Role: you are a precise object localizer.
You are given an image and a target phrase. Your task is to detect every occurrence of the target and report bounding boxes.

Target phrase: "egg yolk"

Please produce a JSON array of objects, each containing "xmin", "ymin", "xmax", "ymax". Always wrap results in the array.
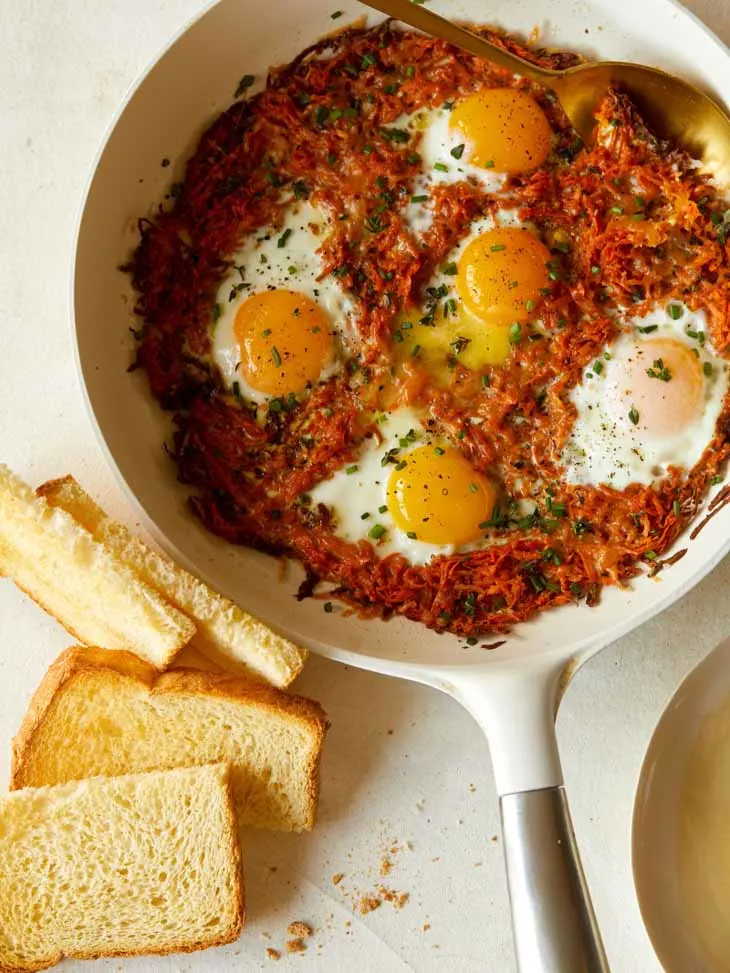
[
  {"xmin": 234, "ymin": 290, "xmax": 332, "ymax": 396},
  {"xmin": 613, "ymin": 338, "xmax": 705, "ymax": 438},
  {"xmin": 456, "ymin": 227, "xmax": 550, "ymax": 325},
  {"xmin": 449, "ymin": 89, "xmax": 552, "ymax": 174},
  {"xmin": 387, "ymin": 445, "xmax": 496, "ymax": 546}
]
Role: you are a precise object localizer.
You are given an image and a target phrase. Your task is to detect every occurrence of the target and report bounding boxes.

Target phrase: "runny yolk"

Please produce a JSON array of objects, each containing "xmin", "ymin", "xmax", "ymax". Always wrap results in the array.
[
  {"xmin": 386, "ymin": 445, "xmax": 496, "ymax": 546},
  {"xmin": 612, "ymin": 338, "xmax": 705, "ymax": 438},
  {"xmin": 449, "ymin": 88, "xmax": 552, "ymax": 175},
  {"xmin": 456, "ymin": 227, "xmax": 551, "ymax": 326},
  {"xmin": 234, "ymin": 290, "xmax": 332, "ymax": 396}
]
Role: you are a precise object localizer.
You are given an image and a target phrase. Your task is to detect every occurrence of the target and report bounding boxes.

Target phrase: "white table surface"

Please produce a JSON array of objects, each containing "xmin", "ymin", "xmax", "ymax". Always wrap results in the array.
[{"xmin": 2, "ymin": 2, "xmax": 730, "ymax": 970}]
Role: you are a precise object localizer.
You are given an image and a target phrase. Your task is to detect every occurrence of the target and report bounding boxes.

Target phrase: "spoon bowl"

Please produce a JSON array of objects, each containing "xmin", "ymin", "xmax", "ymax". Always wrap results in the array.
[{"xmin": 363, "ymin": 0, "xmax": 730, "ymax": 185}]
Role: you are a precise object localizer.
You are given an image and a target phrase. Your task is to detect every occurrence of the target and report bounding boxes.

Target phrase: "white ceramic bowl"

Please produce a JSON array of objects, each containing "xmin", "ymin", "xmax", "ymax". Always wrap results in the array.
[{"xmin": 634, "ymin": 636, "xmax": 730, "ymax": 973}]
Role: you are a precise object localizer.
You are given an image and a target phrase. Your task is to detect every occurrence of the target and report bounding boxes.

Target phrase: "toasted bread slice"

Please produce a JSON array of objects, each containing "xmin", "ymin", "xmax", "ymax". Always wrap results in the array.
[
  {"xmin": 0, "ymin": 764, "xmax": 244, "ymax": 972},
  {"xmin": 38, "ymin": 475, "xmax": 307, "ymax": 688},
  {"xmin": 12, "ymin": 645, "xmax": 329, "ymax": 831},
  {"xmin": 0, "ymin": 466, "xmax": 194, "ymax": 668}
]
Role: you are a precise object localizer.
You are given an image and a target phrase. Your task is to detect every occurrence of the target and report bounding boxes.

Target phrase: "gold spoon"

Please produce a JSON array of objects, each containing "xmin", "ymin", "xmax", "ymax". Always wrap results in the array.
[{"xmin": 361, "ymin": 0, "xmax": 730, "ymax": 185}]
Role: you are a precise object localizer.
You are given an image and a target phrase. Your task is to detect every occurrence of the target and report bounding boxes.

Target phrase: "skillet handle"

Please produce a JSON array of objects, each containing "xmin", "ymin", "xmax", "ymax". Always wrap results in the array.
[{"xmin": 500, "ymin": 786, "xmax": 609, "ymax": 973}]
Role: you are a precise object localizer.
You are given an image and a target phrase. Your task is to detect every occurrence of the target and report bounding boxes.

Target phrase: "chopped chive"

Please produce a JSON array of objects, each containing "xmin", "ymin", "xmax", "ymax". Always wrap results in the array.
[
  {"xmin": 592, "ymin": 360, "xmax": 603, "ymax": 374},
  {"xmin": 393, "ymin": 329, "xmax": 403, "ymax": 343},
  {"xmin": 232, "ymin": 381, "xmax": 241, "ymax": 398},
  {"xmin": 381, "ymin": 127, "xmax": 409, "ymax": 143},
  {"xmin": 644, "ymin": 550, "xmax": 658, "ymax": 561},
  {"xmin": 490, "ymin": 243, "xmax": 506, "ymax": 252},
  {"xmin": 711, "ymin": 475, "xmax": 723, "ymax": 485},
  {"xmin": 261, "ymin": 328, "xmax": 272, "ymax": 337},
  {"xmin": 481, "ymin": 374, "xmax": 490, "ymax": 388},
  {"xmin": 211, "ymin": 303, "xmax": 222, "ymax": 322},
  {"xmin": 509, "ymin": 322, "xmax": 522, "ymax": 344},
  {"xmin": 469, "ymin": 482, "xmax": 478, "ymax": 493},
  {"xmin": 442, "ymin": 261, "xmax": 458, "ymax": 275},
  {"xmin": 450, "ymin": 143, "xmax": 465, "ymax": 159},
  {"xmin": 629, "ymin": 406, "xmax": 639, "ymax": 425},
  {"xmin": 363, "ymin": 144, "xmax": 374, "ymax": 155},
  {"xmin": 331, "ymin": 9, "xmax": 343, "ymax": 17},
  {"xmin": 395, "ymin": 460, "xmax": 407, "ymax": 471},
  {"xmin": 288, "ymin": 265, "xmax": 297, "ymax": 275},
  {"xmin": 434, "ymin": 446, "xmax": 445, "ymax": 456},
  {"xmin": 411, "ymin": 344, "xmax": 421, "ymax": 357},
  {"xmin": 361, "ymin": 52, "xmax": 376, "ymax": 68},
  {"xmin": 407, "ymin": 152, "xmax": 421, "ymax": 164},
  {"xmin": 404, "ymin": 65, "xmax": 415, "ymax": 78},
  {"xmin": 638, "ymin": 325, "xmax": 658, "ymax": 334},
  {"xmin": 609, "ymin": 205, "xmax": 624, "ymax": 215},
  {"xmin": 667, "ymin": 303, "xmax": 683, "ymax": 320},
  {"xmin": 234, "ymin": 74, "xmax": 255, "ymax": 98},
  {"xmin": 378, "ymin": 504, "xmax": 388, "ymax": 513},
  {"xmin": 411, "ymin": 194, "xmax": 429, "ymax": 203},
  {"xmin": 406, "ymin": 531, "xmax": 418, "ymax": 539},
  {"xmin": 704, "ymin": 361, "xmax": 713, "ymax": 377},
  {"xmin": 673, "ymin": 499, "xmax": 681, "ymax": 516},
  {"xmin": 361, "ymin": 512, "xmax": 371, "ymax": 520},
  {"xmin": 525, "ymin": 299, "xmax": 536, "ymax": 312},
  {"xmin": 369, "ymin": 523, "xmax": 386, "ymax": 540},
  {"xmin": 324, "ymin": 601, "xmax": 334, "ymax": 612},
  {"xmin": 484, "ymin": 159, "xmax": 495, "ymax": 168},
  {"xmin": 591, "ymin": 265, "xmax": 601, "ymax": 275},
  {"xmin": 271, "ymin": 346, "xmax": 282, "ymax": 368},
  {"xmin": 345, "ymin": 464, "xmax": 359, "ymax": 475},
  {"xmin": 434, "ymin": 162, "xmax": 449, "ymax": 172},
  {"xmin": 384, "ymin": 82, "xmax": 400, "ymax": 94}
]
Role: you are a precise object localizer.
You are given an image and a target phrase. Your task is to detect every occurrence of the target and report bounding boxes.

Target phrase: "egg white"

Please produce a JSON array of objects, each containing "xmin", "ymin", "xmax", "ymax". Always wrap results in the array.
[
  {"xmin": 561, "ymin": 302, "xmax": 729, "ymax": 489},
  {"xmin": 211, "ymin": 201, "xmax": 357, "ymax": 403},
  {"xmin": 386, "ymin": 107, "xmax": 507, "ymax": 235},
  {"xmin": 309, "ymin": 407, "xmax": 477, "ymax": 565}
]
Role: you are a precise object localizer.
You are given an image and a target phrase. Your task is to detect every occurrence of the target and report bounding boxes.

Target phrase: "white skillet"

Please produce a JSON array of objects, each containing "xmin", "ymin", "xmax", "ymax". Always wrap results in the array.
[{"xmin": 73, "ymin": 1, "xmax": 730, "ymax": 968}]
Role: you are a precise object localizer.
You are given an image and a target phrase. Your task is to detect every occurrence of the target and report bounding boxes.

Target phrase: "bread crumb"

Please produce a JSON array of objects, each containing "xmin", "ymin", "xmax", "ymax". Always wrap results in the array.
[
  {"xmin": 287, "ymin": 921, "xmax": 313, "ymax": 939},
  {"xmin": 423, "ymin": 922, "xmax": 431, "ymax": 932},
  {"xmin": 266, "ymin": 948, "xmax": 281, "ymax": 961},
  {"xmin": 491, "ymin": 834, "xmax": 499, "ymax": 843},
  {"xmin": 332, "ymin": 872, "xmax": 344, "ymax": 885},
  {"xmin": 379, "ymin": 856, "xmax": 393, "ymax": 876},
  {"xmin": 358, "ymin": 895, "xmax": 382, "ymax": 915},
  {"xmin": 377, "ymin": 885, "xmax": 409, "ymax": 909},
  {"xmin": 287, "ymin": 939, "xmax": 307, "ymax": 954}
]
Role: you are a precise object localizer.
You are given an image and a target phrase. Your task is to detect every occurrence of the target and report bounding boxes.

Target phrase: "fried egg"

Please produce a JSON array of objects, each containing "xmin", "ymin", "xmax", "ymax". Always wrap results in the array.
[
  {"xmin": 309, "ymin": 408, "xmax": 497, "ymax": 564},
  {"xmin": 391, "ymin": 88, "xmax": 553, "ymax": 234},
  {"xmin": 561, "ymin": 302, "xmax": 729, "ymax": 488},
  {"xmin": 211, "ymin": 202, "xmax": 356, "ymax": 403},
  {"xmin": 396, "ymin": 211, "xmax": 550, "ymax": 375}
]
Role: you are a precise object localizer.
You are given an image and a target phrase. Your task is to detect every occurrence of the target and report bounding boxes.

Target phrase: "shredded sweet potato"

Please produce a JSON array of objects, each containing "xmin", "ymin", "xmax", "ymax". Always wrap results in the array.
[{"xmin": 127, "ymin": 22, "xmax": 730, "ymax": 639}]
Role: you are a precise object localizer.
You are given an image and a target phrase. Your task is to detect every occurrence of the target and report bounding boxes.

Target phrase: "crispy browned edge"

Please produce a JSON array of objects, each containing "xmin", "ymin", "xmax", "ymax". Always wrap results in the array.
[
  {"xmin": 10, "ymin": 645, "xmax": 330, "ymax": 830},
  {"xmin": 36, "ymin": 476, "xmax": 307, "ymax": 686},
  {"xmin": 0, "ymin": 764, "xmax": 245, "ymax": 972}
]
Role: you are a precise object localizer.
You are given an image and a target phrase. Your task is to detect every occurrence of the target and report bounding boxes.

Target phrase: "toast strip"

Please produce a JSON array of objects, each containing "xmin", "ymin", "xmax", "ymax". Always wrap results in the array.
[
  {"xmin": 0, "ymin": 466, "xmax": 194, "ymax": 668},
  {"xmin": 0, "ymin": 764, "xmax": 244, "ymax": 972},
  {"xmin": 38, "ymin": 475, "xmax": 307, "ymax": 687},
  {"xmin": 12, "ymin": 645, "xmax": 329, "ymax": 832}
]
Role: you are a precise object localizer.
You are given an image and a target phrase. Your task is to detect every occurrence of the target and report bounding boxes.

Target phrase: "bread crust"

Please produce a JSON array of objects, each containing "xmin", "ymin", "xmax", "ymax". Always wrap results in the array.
[
  {"xmin": 0, "ymin": 764, "xmax": 245, "ymax": 972},
  {"xmin": 11, "ymin": 646, "xmax": 330, "ymax": 830}
]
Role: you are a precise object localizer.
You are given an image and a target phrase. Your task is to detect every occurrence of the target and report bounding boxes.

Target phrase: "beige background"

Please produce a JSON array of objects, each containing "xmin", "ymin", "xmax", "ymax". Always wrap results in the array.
[{"xmin": 2, "ymin": 1, "xmax": 730, "ymax": 970}]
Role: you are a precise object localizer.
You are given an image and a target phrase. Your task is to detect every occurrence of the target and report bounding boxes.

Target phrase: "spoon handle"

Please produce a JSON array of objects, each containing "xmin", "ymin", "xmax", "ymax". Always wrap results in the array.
[{"xmin": 360, "ymin": 0, "xmax": 560, "ymax": 81}]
